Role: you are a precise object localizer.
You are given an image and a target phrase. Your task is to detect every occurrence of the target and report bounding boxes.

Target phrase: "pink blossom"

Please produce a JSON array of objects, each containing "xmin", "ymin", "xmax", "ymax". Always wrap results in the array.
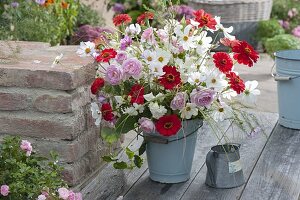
[
  {"xmin": 105, "ymin": 64, "xmax": 124, "ymax": 85},
  {"xmin": 278, "ymin": 20, "xmax": 290, "ymax": 29},
  {"xmin": 0, "ymin": 185, "xmax": 9, "ymax": 196},
  {"xmin": 220, "ymin": 38, "xmax": 240, "ymax": 48},
  {"xmin": 37, "ymin": 194, "xmax": 47, "ymax": 200},
  {"xmin": 116, "ymin": 51, "xmax": 127, "ymax": 64},
  {"xmin": 20, "ymin": 140, "xmax": 32, "ymax": 156},
  {"xmin": 141, "ymin": 27, "xmax": 156, "ymax": 45},
  {"xmin": 122, "ymin": 58, "xmax": 142, "ymax": 79},
  {"xmin": 156, "ymin": 29, "xmax": 168, "ymax": 42},
  {"xmin": 58, "ymin": 187, "xmax": 69, "ymax": 200},
  {"xmin": 190, "ymin": 88, "xmax": 216, "ymax": 108},
  {"xmin": 138, "ymin": 117, "xmax": 155, "ymax": 133},
  {"xmin": 170, "ymin": 92, "xmax": 187, "ymax": 110},
  {"xmin": 292, "ymin": 26, "xmax": 300, "ymax": 38}
]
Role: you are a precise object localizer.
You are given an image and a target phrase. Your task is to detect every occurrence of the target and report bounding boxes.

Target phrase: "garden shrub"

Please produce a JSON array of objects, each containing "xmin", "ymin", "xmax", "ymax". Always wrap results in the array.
[
  {"xmin": 264, "ymin": 34, "xmax": 300, "ymax": 57},
  {"xmin": 256, "ymin": 20, "xmax": 285, "ymax": 43},
  {"xmin": 77, "ymin": 3, "xmax": 105, "ymax": 27}
]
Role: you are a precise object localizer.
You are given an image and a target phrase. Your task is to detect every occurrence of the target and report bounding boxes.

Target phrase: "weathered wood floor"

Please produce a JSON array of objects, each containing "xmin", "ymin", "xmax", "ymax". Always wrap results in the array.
[{"xmin": 80, "ymin": 111, "xmax": 300, "ymax": 200}]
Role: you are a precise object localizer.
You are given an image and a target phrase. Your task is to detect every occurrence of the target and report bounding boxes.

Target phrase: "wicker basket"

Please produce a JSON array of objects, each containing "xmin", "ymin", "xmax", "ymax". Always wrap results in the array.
[{"xmin": 188, "ymin": 0, "xmax": 273, "ymax": 23}]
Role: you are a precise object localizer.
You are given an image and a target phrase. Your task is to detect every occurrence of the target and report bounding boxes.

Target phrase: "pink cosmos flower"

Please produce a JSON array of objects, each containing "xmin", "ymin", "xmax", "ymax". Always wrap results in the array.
[
  {"xmin": 58, "ymin": 187, "xmax": 69, "ymax": 200},
  {"xmin": 138, "ymin": 117, "xmax": 155, "ymax": 133},
  {"xmin": 20, "ymin": 140, "xmax": 32, "ymax": 156},
  {"xmin": 105, "ymin": 64, "xmax": 124, "ymax": 85},
  {"xmin": 292, "ymin": 26, "xmax": 300, "ymax": 38},
  {"xmin": 0, "ymin": 185, "xmax": 9, "ymax": 196},
  {"xmin": 122, "ymin": 58, "xmax": 142, "ymax": 79},
  {"xmin": 141, "ymin": 27, "xmax": 156, "ymax": 45}
]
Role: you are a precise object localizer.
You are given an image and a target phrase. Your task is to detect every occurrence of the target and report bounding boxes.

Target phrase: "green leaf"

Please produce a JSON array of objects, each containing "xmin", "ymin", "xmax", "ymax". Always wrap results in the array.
[
  {"xmin": 102, "ymin": 156, "xmax": 118, "ymax": 162},
  {"xmin": 115, "ymin": 115, "xmax": 137, "ymax": 134},
  {"xmin": 138, "ymin": 142, "xmax": 147, "ymax": 156},
  {"xmin": 134, "ymin": 155, "xmax": 143, "ymax": 168},
  {"xmin": 126, "ymin": 147, "xmax": 135, "ymax": 160},
  {"xmin": 113, "ymin": 161, "xmax": 128, "ymax": 169},
  {"xmin": 101, "ymin": 127, "xmax": 120, "ymax": 144}
]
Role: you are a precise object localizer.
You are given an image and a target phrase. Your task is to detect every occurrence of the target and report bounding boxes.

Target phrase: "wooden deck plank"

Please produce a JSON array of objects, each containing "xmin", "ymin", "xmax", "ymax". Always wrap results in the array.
[
  {"xmin": 124, "ymin": 111, "xmax": 278, "ymax": 200},
  {"xmin": 180, "ymin": 112, "xmax": 278, "ymax": 200},
  {"xmin": 240, "ymin": 124, "xmax": 300, "ymax": 200}
]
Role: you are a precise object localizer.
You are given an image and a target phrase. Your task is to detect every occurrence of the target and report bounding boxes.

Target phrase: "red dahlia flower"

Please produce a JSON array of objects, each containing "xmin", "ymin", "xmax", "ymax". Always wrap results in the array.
[
  {"xmin": 213, "ymin": 52, "xmax": 233, "ymax": 73},
  {"xmin": 113, "ymin": 14, "xmax": 132, "ymax": 26},
  {"xmin": 159, "ymin": 66, "xmax": 181, "ymax": 90},
  {"xmin": 91, "ymin": 78, "xmax": 105, "ymax": 95},
  {"xmin": 232, "ymin": 41, "xmax": 259, "ymax": 67},
  {"xmin": 101, "ymin": 103, "xmax": 114, "ymax": 121},
  {"xmin": 155, "ymin": 114, "xmax": 182, "ymax": 137},
  {"xmin": 96, "ymin": 48, "xmax": 117, "ymax": 63},
  {"xmin": 226, "ymin": 72, "xmax": 245, "ymax": 94},
  {"xmin": 193, "ymin": 9, "xmax": 217, "ymax": 30},
  {"xmin": 137, "ymin": 12, "xmax": 154, "ymax": 25},
  {"xmin": 128, "ymin": 84, "xmax": 144, "ymax": 104}
]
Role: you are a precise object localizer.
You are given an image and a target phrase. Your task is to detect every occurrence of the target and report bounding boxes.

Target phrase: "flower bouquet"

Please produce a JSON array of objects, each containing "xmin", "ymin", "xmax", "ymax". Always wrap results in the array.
[{"xmin": 76, "ymin": 2, "xmax": 260, "ymax": 183}]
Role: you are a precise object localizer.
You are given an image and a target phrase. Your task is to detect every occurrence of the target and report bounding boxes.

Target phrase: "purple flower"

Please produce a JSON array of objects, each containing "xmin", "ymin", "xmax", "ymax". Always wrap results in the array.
[
  {"xmin": 20, "ymin": 140, "xmax": 32, "ymax": 156},
  {"xmin": 71, "ymin": 25, "xmax": 113, "ymax": 44},
  {"xmin": 98, "ymin": 94, "xmax": 107, "ymax": 104},
  {"xmin": 171, "ymin": 5, "xmax": 195, "ymax": 20},
  {"xmin": 105, "ymin": 64, "xmax": 124, "ymax": 85},
  {"xmin": 278, "ymin": 20, "xmax": 290, "ymax": 29},
  {"xmin": 116, "ymin": 51, "xmax": 127, "ymax": 64},
  {"xmin": 139, "ymin": 117, "xmax": 155, "ymax": 133},
  {"xmin": 190, "ymin": 89, "xmax": 216, "ymax": 108},
  {"xmin": 292, "ymin": 26, "xmax": 300, "ymax": 38},
  {"xmin": 122, "ymin": 58, "xmax": 142, "ymax": 79},
  {"xmin": 170, "ymin": 92, "xmax": 187, "ymax": 110},
  {"xmin": 0, "ymin": 185, "xmax": 9, "ymax": 196},
  {"xmin": 11, "ymin": 2, "xmax": 19, "ymax": 8},
  {"xmin": 35, "ymin": 0, "xmax": 45, "ymax": 5},
  {"xmin": 120, "ymin": 36, "xmax": 132, "ymax": 50},
  {"xmin": 113, "ymin": 3, "xmax": 125, "ymax": 14}
]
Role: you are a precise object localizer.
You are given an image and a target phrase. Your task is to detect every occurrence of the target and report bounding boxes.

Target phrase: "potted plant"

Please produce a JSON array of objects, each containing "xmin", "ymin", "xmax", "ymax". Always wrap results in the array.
[{"xmin": 76, "ymin": 1, "xmax": 260, "ymax": 183}]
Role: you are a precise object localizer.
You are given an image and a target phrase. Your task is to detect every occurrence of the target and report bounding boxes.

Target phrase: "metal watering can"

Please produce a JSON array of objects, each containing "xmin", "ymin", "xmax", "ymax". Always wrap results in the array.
[{"xmin": 205, "ymin": 143, "xmax": 245, "ymax": 188}]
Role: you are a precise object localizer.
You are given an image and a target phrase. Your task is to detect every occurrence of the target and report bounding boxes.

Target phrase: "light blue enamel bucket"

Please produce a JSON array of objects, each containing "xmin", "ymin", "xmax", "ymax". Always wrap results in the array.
[
  {"xmin": 144, "ymin": 119, "xmax": 203, "ymax": 183},
  {"xmin": 273, "ymin": 50, "xmax": 300, "ymax": 129}
]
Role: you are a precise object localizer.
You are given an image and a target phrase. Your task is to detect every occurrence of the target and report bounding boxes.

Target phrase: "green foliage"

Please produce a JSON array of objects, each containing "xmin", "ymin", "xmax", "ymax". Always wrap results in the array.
[
  {"xmin": 0, "ymin": 136, "xmax": 67, "ymax": 199},
  {"xmin": 264, "ymin": 34, "xmax": 300, "ymax": 57},
  {"xmin": 256, "ymin": 20, "xmax": 285, "ymax": 42},
  {"xmin": 77, "ymin": 3, "xmax": 104, "ymax": 27}
]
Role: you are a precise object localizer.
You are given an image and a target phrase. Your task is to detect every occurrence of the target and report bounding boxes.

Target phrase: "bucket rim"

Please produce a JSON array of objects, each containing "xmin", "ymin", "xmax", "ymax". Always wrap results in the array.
[{"xmin": 274, "ymin": 50, "xmax": 300, "ymax": 61}]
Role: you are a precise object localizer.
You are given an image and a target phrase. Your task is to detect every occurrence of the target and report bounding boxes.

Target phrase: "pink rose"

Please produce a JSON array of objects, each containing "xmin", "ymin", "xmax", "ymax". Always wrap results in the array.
[
  {"xmin": 20, "ymin": 140, "xmax": 32, "ymax": 156},
  {"xmin": 138, "ymin": 117, "xmax": 155, "ymax": 133},
  {"xmin": 58, "ymin": 187, "xmax": 69, "ymax": 200},
  {"xmin": 122, "ymin": 58, "xmax": 142, "ymax": 79},
  {"xmin": 170, "ymin": 92, "xmax": 187, "ymax": 110},
  {"xmin": 0, "ymin": 185, "xmax": 9, "ymax": 196}
]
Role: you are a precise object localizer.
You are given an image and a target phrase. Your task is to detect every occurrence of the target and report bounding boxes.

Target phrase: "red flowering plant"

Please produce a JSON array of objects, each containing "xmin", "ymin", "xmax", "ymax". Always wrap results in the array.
[{"xmin": 76, "ymin": 3, "xmax": 260, "ymax": 169}]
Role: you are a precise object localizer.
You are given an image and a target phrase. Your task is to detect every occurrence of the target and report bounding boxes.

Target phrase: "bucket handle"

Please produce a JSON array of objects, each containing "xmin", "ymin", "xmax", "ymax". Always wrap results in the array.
[{"xmin": 271, "ymin": 63, "xmax": 300, "ymax": 81}]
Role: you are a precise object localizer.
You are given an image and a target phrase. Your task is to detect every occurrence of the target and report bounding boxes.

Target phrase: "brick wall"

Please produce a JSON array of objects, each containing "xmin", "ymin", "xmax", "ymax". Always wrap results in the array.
[{"xmin": 0, "ymin": 41, "xmax": 116, "ymax": 186}]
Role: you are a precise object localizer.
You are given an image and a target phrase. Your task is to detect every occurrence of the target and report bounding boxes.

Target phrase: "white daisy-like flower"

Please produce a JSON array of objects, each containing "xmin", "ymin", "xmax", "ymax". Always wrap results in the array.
[
  {"xmin": 174, "ymin": 24, "xmax": 197, "ymax": 50},
  {"xmin": 205, "ymin": 70, "xmax": 227, "ymax": 92},
  {"xmin": 215, "ymin": 16, "xmax": 235, "ymax": 40},
  {"xmin": 149, "ymin": 102, "xmax": 167, "ymax": 119},
  {"xmin": 240, "ymin": 80, "xmax": 261, "ymax": 104},
  {"xmin": 148, "ymin": 62, "xmax": 164, "ymax": 77},
  {"xmin": 90, "ymin": 102, "xmax": 101, "ymax": 126},
  {"xmin": 143, "ymin": 49, "xmax": 156, "ymax": 64},
  {"xmin": 154, "ymin": 48, "xmax": 172, "ymax": 66},
  {"xmin": 125, "ymin": 23, "xmax": 141, "ymax": 36},
  {"xmin": 212, "ymin": 102, "xmax": 232, "ymax": 122},
  {"xmin": 222, "ymin": 89, "xmax": 237, "ymax": 100},
  {"xmin": 76, "ymin": 41, "xmax": 95, "ymax": 57},
  {"xmin": 188, "ymin": 71, "xmax": 206, "ymax": 86},
  {"xmin": 196, "ymin": 31, "xmax": 212, "ymax": 55},
  {"xmin": 180, "ymin": 103, "xmax": 198, "ymax": 119}
]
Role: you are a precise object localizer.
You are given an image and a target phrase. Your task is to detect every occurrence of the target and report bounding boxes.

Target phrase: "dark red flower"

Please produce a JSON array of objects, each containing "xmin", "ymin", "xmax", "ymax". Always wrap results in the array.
[
  {"xmin": 213, "ymin": 52, "xmax": 233, "ymax": 73},
  {"xmin": 155, "ymin": 114, "xmax": 182, "ymax": 137},
  {"xmin": 137, "ymin": 12, "xmax": 154, "ymax": 25},
  {"xmin": 96, "ymin": 48, "xmax": 117, "ymax": 63},
  {"xmin": 91, "ymin": 78, "xmax": 105, "ymax": 95},
  {"xmin": 128, "ymin": 84, "xmax": 144, "ymax": 104},
  {"xmin": 159, "ymin": 66, "xmax": 181, "ymax": 90},
  {"xmin": 193, "ymin": 9, "xmax": 217, "ymax": 30},
  {"xmin": 113, "ymin": 14, "xmax": 132, "ymax": 26},
  {"xmin": 232, "ymin": 41, "xmax": 259, "ymax": 67},
  {"xmin": 101, "ymin": 103, "xmax": 114, "ymax": 121},
  {"xmin": 226, "ymin": 72, "xmax": 245, "ymax": 94}
]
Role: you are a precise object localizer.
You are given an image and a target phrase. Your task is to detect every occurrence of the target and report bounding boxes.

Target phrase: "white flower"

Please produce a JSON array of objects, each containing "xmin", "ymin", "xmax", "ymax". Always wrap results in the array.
[
  {"xmin": 123, "ymin": 106, "xmax": 138, "ymax": 116},
  {"xmin": 205, "ymin": 70, "xmax": 227, "ymax": 92},
  {"xmin": 154, "ymin": 48, "xmax": 172, "ymax": 66},
  {"xmin": 76, "ymin": 41, "xmax": 95, "ymax": 57},
  {"xmin": 215, "ymin": 16, "xmax": 235, "ymax": 40},
  {"xmin": 180, "ymin": 103, "xmax": 198, "ymax": 119},
  {"xmin": 91, "ymin": 102, "xmax": 101, "ymax": 126},
  {"xmin": 240, "ymin": 80, "xmax": 261, "ymax": 104},
  {"xmin": 51, "ymin": 53, "xmax": 63, "ymax": 68},
  {"xmin": 212, "ymin": 102, "xmax": 232, "ymax": 122},
  {"xmin": 143, "ymin": 49, "xmax": 156, "ymax": 64},
  {"xmin": 175, "ymin": 24, "xmax": 197, "ymax": 50},
  {"xmin": 149, "ymin": 102, "xmax": 167, "ymax": 119},
  {"xmin": 222, "ymin": 89, "xmax": 237, "ymax": 100},
  {"xmin": 196, "ymin": 31, "xmax": 212, "ymax": 55},
  {"xmin": 188, "ymin": 71, "xmax": 206, "ymax": 85},
  {"xmin": 148, "ymin": 62, "xmax": 164, "ymax": 77},
  {"xmin": 114, "ymin": 96, "xmax": 124, "ymax": 106},
  {"xmin": 190, "ymin": 19, "xmax": 200, "ymax": 27},
  {"xmin": 125, "ymin": 24, "xmax": 141, "ymax": 36}
]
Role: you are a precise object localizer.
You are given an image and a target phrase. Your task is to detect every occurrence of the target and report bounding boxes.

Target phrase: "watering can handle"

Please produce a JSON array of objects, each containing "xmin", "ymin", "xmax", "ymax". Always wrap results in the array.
[{"xmin": 271, "ymin": 64, "xmax": 292, "ymax": 81}]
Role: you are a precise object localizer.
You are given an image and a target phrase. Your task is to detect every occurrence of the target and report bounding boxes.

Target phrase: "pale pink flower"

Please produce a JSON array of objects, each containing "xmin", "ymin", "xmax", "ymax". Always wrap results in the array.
[
  {"xmin": 278, "ymin": 20, "xmax": 290, "ymax": 29},
  {"xmin": 20, "ymin": 140, "xmax": 32, "ymax": 156},
  {"xmin": 138, "ymin": 117, "xmax": 155, "ymax": 133},
  {"xmin": 0, "ymin": 185, "xmax": 9, "ymax": 196},
  {"xmin": 122, "ymin": 58, "xmax": 142, "ymax": 79},
  {"xmin": 58, "ymin": 187, "xmax": 69, "ymax": 200},
  {"xmin": 141, "ymin": 27, "xmax": 156, "ymax": 45},
  {"xmin": 170, "ymin": 92, "xmax": 187, "ymax": 110},
  {"xmin": 37, "ymin": 194, "xmax": 47, "ymax": 200},
  {"xmin": 292, "ymin": 26, "xmax": 300, "ymax": 38}
]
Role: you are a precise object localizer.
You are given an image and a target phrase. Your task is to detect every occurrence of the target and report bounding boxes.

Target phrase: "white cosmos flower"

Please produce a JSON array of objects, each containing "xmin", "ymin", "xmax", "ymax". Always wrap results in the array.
[
  {"xmin": 148, "ymin": 62, "xmax": 164, "ymax": 77},
  {"xmin": 215, "ymin": 16, "xmax": 235, "ymax": 40},
  {"xmin": 205, "ymin": 70, "xmax": 227, "ymax": 92},
  {"xmin": 125, "ymin": 23, "xmax": 141, "ymax": 36},
  {"xmin": 222, "ymin": 89, "xmax": 237, "ymax": 100},
  {"xmin": 212, "ymin": 102, "xmax": 232, "ymax": 122},
  {"xmin": 188, "ymin": 72, "xmax": 206, "ymax": 85},
  {"xmin": 175, "ymin": 24, "xmax": 197, "ymax": 50},
  {"xmin": 76, "ymin": 41, "xmax": 95, "ymax": 57},
  {"xmin": 196, "ymin": 31, "xmax": 212, "ymax": 55},
  {"xmin": 143, "ymin": 50, "xmax": 156, "ymax": 64},
  {"xmin": 240, "ymin": 80, "xmax": 261, "ymax": 104},
  {"xmin": 91, "ymin": 102, "xmax": 101, "ymax": 126},
  {"xmin": 149, "ymin": 102, "xmax": 167, "ymax": 119},
  {"xmin": 180, "ymin": 103, "xmax": 198, "ymax": 119},
  {"xmin": 154, "ymin": 48, "xmax": 172, "ymax": 66}
]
